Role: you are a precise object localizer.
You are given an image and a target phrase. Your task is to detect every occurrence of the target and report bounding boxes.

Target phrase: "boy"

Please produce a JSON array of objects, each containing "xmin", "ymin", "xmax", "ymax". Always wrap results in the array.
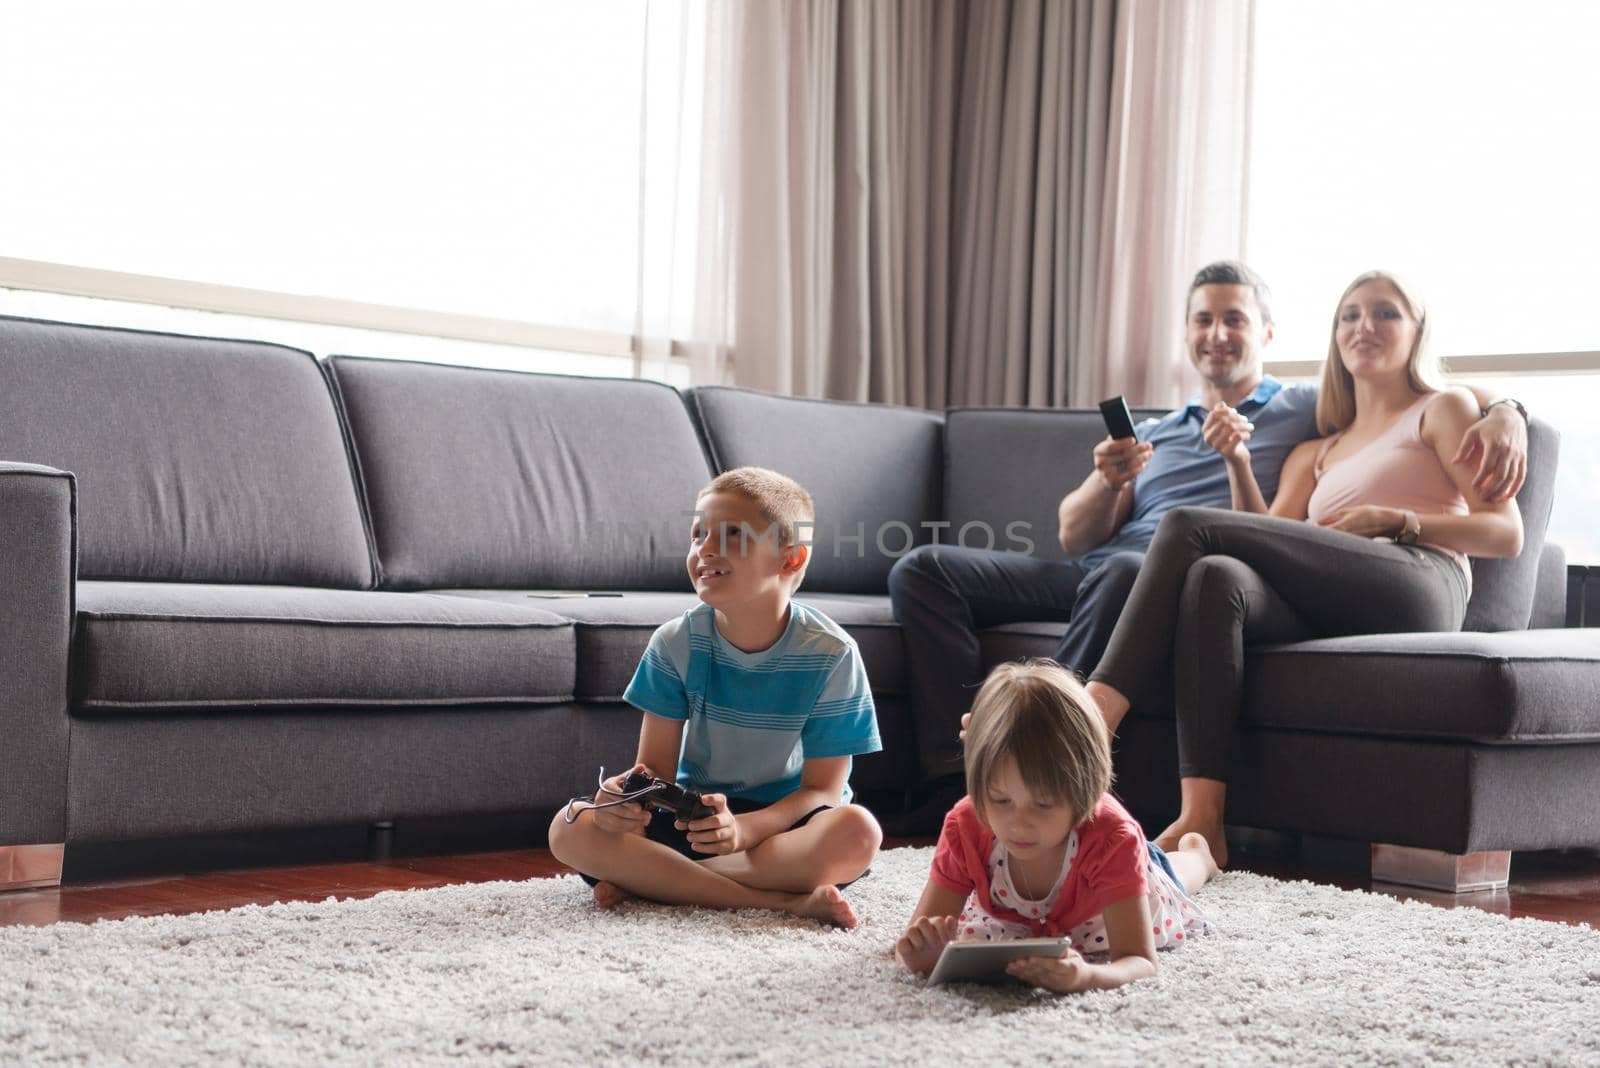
[{"xmin": 548, "ymin": 467, "xmax": 883, "ymax": 928}]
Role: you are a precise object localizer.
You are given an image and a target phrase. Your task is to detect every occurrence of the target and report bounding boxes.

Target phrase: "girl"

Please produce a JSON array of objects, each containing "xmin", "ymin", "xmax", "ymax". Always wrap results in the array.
[{"xmin": 895, "ymin": 661, "xmax": 1215, "ymax": 993}]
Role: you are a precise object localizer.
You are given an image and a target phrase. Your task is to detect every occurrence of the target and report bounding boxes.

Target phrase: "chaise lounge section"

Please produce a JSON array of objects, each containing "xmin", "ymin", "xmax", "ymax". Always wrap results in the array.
[{"xmin": 2, "ymin": 313, "xmax": 1596, "ymax": 894}]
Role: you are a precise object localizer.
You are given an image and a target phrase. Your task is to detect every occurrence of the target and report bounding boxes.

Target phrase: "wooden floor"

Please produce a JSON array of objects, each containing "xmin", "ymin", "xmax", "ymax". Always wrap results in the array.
[{"xmin": 5, "ymin": 816, "xmax": 1600, "ymax": 929}]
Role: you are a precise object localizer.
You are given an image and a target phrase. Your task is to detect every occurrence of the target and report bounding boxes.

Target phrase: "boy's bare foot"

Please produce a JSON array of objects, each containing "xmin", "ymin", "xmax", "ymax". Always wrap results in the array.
[
  {"xmin": 1177, "ymin": 832, "xmax": 1222, "ymax": 882},
  {"xmin": 592, "ymin": 880, "xmax": 633, "ymax": 909},
  {"xmin": 1155, "ymin": 820, "xmax": 1228, "ymax": 869},
  {"xmin": 792, "ymin": 885, "xmax": 858, "ymax": 929}
]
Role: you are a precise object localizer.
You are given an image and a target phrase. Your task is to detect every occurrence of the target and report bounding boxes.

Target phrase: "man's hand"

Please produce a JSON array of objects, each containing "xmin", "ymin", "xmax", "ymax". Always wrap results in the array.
[
  {"xmin": 959, "ymin": 711, "xmax": 971, "ymax": 743},
  {"xmin": 1315, "ymin": 505, "xmax": 1405, "ymax": 539},
  {"xmin": 1452, "ymin": 404, "xmax": 1527, "ymax": 502},
  {"xmin": 895, "ymin": 915, "xmax": 960, "ymax": 975},
  {"xmin": 1093, "ymin": 436, "xmax": 1153, "ymax": 491},
  {"xmin": 1006, "ymin": 946, "xmax": 1093, "ymax": 993},
  {"xmin": 1201, "ymin": 403, "xmax": 1253, "ymax": 466},
  {"xmin": 680, "ymin": 793, "xmax": 745, "ymax": 855},
  {"xmin": 588, "ymin": 763, "xmax": 652, "ymax": 836}
]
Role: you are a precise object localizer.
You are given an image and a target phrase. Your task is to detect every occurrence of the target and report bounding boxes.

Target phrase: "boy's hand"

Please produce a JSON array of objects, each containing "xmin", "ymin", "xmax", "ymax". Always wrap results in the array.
[
  {"xmin": 1006, "ymin": 946, "xmax": 1091, "ymax": 993},
  {"xmin": 588, "ymin": 763, "xmax": 651, "ymax": 836},
  {"xmin": 680, "ymin": 793, "xmax": 744, "ymax": 854},
  {"xmin": 895, "ymin": 915, "xmax": 960, "ymax": 975}
]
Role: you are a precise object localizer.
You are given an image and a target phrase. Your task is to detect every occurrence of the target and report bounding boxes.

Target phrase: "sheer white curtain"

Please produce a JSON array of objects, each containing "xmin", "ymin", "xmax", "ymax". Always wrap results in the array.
[
  {"xmin": 1092, "ymin": 0, "xmax": 1255, "ymax": 407},
  {"xmin": 669, "ymin": 0, "xmax": 1254, "ymax": 407}
]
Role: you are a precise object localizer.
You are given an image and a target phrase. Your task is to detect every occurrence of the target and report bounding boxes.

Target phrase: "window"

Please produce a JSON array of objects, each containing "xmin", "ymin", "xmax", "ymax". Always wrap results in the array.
[
  {"xmin": 1249, "ymin": 0, "xmax": 1600, "ymax": 561},
  {"xmin": 0, "ymin": 1, "xmax": 654, "ymax": 368}
]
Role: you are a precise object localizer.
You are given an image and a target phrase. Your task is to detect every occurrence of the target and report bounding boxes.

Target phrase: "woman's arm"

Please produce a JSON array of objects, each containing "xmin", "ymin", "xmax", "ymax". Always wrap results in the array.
[
  {"xmin": 1005, "ymin": 893, "xmax": 1159, "ymax": 993},
  {"xmin": 894, "ymin": 881, "xmax": 967, "ymax": 974},
  {"xmin": 1267, "ymin": 439, "xmax": 1321, "ymax": 521}
]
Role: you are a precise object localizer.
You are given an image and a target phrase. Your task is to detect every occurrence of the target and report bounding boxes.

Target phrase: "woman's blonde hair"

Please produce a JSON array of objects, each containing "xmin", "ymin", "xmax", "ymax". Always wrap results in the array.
[
  {"xmin": 1315, "ymin": 269, "xmax": 1442, "ymax": 435},
  {"xmin": 964, "ymin": 660, "xmax": 1111, "ymax": 827}
]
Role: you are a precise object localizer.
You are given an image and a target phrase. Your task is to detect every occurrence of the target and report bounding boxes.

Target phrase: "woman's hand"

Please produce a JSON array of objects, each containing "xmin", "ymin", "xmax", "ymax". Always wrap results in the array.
[
  {"xmin": 1201, "ymin": 403, "xmax": 1254, "ymax": 466},
  {"xmin": 588, "ymin": 763, "xmax": 652, "ymax": 836},
  {"xmin": 1006, "ymin": 947, "xmax": 1093, "ymax": 993},
  {"xmin": 895, "ymin": 915, "xmax": 960, "ymax": 974},
  {"xmin": 680, "ymin": 793, "xmax": 744, "ymax": 855},
  {"xmin": 1315, "ymin": 505, "xmax": 1406, "ymax": 539}
]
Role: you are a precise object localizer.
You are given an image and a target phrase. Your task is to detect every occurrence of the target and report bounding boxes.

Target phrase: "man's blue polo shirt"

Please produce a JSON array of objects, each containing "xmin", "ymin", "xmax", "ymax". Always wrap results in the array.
[{"xmin": 1079, "ymin": 377, "xmax": 1319, "ymax": 570}]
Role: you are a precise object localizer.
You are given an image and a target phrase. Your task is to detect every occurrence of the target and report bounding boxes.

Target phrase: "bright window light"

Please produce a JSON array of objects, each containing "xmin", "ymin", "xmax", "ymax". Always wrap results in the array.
[
  {"xmin": 0, "ymin": 0, "xmax": 646, "ymax": 333},
  {"xmin": 1248, "ymin": 0, "xmax": 1600, "ymax": 360}
]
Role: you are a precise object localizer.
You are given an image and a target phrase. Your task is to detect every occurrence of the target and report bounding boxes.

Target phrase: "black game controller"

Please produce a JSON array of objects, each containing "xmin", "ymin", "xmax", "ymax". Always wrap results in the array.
[{"xmin": 620, "ymin": 770, "xmax": 716, "ymax": 822}]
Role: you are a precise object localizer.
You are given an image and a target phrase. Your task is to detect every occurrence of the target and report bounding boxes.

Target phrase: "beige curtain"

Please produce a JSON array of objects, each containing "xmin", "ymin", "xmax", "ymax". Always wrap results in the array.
[{"xmin": 706, "ymin": 0, "xmax": 1253, "ymax": 408}]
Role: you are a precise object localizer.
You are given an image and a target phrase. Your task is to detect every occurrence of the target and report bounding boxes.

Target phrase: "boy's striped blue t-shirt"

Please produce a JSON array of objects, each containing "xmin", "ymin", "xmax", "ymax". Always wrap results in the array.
[{"xmin": 623, "ymin": 600, "xmax": 882, "ymax": 804}]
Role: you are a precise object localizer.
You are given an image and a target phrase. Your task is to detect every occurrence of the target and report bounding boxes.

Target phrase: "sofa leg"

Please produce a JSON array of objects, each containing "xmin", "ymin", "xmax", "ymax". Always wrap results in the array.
[
  {"xmin": 0, "ymin": 843, "xmax": 65, "ymax": 892},
  {"xmin": 367, "ymin": 821, "xmax": 395, "ymax": 862},
  {"xmin": 1370, "ymin": 843, "xmax": 1511, "ymax": 893}
]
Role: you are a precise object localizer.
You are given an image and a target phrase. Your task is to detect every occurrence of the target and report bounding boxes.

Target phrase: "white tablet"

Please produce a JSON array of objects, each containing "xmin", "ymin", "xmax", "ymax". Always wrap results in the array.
[{"xmin": 926, "ymin": 937, "xmax": 1068, "ymax": 986}]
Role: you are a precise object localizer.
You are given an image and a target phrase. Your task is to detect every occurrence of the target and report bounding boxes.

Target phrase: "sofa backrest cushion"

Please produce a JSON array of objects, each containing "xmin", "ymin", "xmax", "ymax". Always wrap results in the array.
[
  {"xmin": 0, "ymin": 316, "xmax": 374, "ymax": 587},
  {"xmin": 688, "ymin": 387, "xmax": 944, "ymax": 593},
  {"xmin": 328, "ymin": 357, "xmax": 711, "ymax": 590},
  {"xmin": 947, "ymin": 405, "xmax": 1559, "ymax": 633},
  {"xmin": 1463, "ymin": 417, "xmax": 1559, "ymax": 632},
  {"xmin": 944, "ymin": 406, "xmax": 1165, "ymax": 562}
]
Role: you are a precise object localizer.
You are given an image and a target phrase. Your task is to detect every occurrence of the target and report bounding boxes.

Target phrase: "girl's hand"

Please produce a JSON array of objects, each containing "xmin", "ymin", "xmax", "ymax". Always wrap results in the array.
[
  {"xmin": 1006, "ymin": 947, "xmax": 1092, "ymax": 993},
  {"xmin": 1315, "ymin": 505, "xmax": 1406, "ymax": 539},
  {"xmin": 1202, "ymin": 403, "xmax": 1254, "ymax": 466},
  {"xmin": 588, "ymin": 763, "xmax": 652, "ymax": 836},
  {"xmin": 895, "ymin": 915, "xmax": 960, "ymax": 975},
  {"xmin": 680, "ymin": 793, "xmax": 744, "ymax": 854}
]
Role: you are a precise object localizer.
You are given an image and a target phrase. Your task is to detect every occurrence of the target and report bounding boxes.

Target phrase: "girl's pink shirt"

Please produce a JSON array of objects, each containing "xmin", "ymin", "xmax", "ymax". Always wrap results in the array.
[{"xmin": 929, "ymin": 793, "xmax": 1148, "ymax": 938}]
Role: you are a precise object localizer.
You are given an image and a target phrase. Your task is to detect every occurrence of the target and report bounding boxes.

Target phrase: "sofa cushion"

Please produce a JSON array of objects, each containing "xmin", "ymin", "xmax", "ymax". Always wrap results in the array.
[
  {"xmin": 687, "ymin": 387, "xmax": 944, "ymax": 593},
  {"xmin": 1461, "ymin": 418, "xmax": 1560, "ymax": 631},
  {"xmin": 945, "ymin": 407, "xmax": 1165, "ymax": 564},
  {"xmin": 436, "ymin": 590, "xmax": 905, "ymax": 701},
  {"xmin": 328, "ymin": 357, "xmax": 712, "ymax": 591},
  {"xmin": 0, "ymin": 316, "xmax": 373, "ymax": 587},
  {"xmin": 1240, "ymin": 629, "xmax": 1600, "ymax": 743},
  {"xmin": 72, "ymin": 582, "xmax": 575, "ymax": 710}
]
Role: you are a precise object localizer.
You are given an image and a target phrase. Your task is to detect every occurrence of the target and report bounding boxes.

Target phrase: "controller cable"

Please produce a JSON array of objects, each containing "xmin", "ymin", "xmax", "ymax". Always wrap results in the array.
[{"xmin": 562, "ymin": 766, "xmax": 659, "ymax": 824}]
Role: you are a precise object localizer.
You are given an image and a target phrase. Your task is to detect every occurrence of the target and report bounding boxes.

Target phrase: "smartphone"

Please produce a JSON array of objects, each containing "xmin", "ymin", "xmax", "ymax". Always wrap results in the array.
[{"xmin": 1098, "ymin": 395, "xmax": 1138, "ymax": 441}]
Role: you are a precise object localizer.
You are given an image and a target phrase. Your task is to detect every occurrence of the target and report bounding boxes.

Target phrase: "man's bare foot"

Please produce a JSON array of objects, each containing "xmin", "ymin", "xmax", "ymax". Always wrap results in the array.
[
  {"xmin": 592, "ymin": 880, "xmax": 633, "ymax": 909},
  {"xmin": 1155, "ymin": 820, "xmax": 1228, "ymax": 869},
  {"xmin": 791, "ymin": 885, "xmax": 858, "ymax": 929}
]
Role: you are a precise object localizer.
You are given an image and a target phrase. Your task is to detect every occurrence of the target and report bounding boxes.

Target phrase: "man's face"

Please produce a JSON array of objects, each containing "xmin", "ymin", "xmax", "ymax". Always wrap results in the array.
[{"xmin": 1185, "ymin": 283, "xmax": 1273, "ymax": 391}]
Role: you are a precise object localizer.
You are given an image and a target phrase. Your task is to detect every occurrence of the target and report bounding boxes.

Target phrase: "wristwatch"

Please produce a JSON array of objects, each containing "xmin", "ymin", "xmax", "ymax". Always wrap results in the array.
[
  {"xmin": 1483, "ymin": 397, "xmax": 1529, "ymax": 424},
  {"xmin": 1396, "ymin": 509, "xmax": 1421, "ymax": 546}
]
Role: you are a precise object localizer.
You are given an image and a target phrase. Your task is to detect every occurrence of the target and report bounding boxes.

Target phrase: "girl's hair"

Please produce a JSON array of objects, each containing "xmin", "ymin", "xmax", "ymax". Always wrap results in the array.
[
  {"xmin": 1316, "ymin": 269, "xmax": 1441, "ymax": 435},
  {"xmin": 964, "ymin": 660, "xmax": 1112, "ymax": 827}
]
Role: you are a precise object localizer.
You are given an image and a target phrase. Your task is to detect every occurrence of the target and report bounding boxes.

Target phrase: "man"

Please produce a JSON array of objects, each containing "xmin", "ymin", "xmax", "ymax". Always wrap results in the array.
[{"xmin": 885, "ymin": 261, "xmax": 1529, "ymax": 833}]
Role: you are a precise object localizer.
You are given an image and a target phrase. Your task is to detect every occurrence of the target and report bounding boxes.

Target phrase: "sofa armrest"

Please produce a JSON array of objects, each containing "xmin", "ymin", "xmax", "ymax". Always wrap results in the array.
[{"xmin": 0, "ymin": 463, "xmax": 75, "ymax": 844}]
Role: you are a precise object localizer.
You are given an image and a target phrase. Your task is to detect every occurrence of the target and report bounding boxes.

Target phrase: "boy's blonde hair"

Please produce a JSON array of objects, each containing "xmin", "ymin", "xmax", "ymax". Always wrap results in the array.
[
  {"xmin": 964, "ymin": 660, "xmax": 1112, "ymax": 826},
  {"xmin": 699, "ymin": 466, "xmax": 815, "ymax": 548}
]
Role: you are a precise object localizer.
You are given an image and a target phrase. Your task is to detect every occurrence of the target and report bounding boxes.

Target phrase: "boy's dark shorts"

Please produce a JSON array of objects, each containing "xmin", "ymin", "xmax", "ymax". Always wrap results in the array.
[{"xmin": 578, "ymin": 798, "xmax": 870, "ymax": 889}]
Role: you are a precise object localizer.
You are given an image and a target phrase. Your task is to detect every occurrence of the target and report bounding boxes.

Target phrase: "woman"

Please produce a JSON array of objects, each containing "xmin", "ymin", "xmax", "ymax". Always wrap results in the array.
[{"xmin": 1084, "ymin": 270, "xmax": 1523, "ymax": 867}]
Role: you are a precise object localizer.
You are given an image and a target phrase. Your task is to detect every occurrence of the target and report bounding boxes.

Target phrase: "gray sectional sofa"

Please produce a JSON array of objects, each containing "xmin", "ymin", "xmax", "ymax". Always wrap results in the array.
[{"xmin": 3, "ymin": 313, "xmax": 1597, "ymax": 893}]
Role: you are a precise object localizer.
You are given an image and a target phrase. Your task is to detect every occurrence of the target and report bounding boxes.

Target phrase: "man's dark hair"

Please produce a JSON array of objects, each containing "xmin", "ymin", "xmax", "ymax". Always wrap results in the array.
[{"xmin": 1187, "ymin": 260, "xmax": 1273, "ymax": 325}]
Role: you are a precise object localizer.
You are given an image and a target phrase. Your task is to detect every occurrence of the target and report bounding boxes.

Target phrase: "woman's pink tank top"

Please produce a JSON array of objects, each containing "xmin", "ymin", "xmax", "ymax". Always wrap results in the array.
[{"xmin": 1306, "ymin": 391, "xmax": 1471, "ymax": 582}]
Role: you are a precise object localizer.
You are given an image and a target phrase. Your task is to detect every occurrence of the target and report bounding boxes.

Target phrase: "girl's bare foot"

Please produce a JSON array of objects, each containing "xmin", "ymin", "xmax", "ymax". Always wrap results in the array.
[
  {"xmin": 1156, "ymin": 820, "xmax": 1228, "ymax": 869},
  {"xmin": 792, "ymin": 885, "xmax": 858, "ymax": 929},
  {"xmin": 592, "ymin": 880, "xmax": 633, "ymax": 909},
  {"xmin": 1178, "ymin": 832, "xmax": 1222, "ymax": 882}
]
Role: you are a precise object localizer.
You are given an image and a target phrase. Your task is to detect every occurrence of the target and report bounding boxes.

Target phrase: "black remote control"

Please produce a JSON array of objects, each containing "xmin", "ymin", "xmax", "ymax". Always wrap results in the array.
[
  {"xmin": 1098, "ymin": 395, "xmax": 1138, "ymax": 440},
  {"xmin": 620, "ymin": 770, "xmax": 716, "ymax": 822}
]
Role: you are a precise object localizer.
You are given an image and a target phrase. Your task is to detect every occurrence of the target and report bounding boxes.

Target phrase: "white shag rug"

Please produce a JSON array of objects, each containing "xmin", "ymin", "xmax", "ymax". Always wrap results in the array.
[{"xmin": 3, "ymin": 847, "xmax": 1598, "ymax": 1067}]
